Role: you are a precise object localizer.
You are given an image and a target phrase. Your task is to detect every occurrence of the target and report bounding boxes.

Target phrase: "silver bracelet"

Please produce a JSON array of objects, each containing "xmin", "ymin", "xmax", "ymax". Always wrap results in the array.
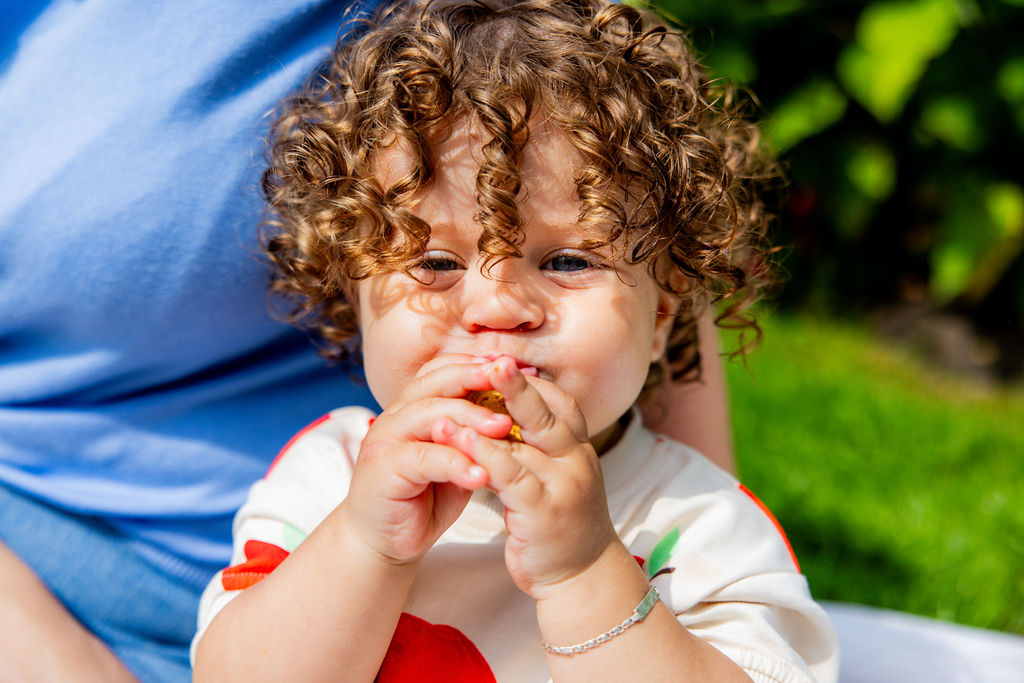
[{"xmin": 541, "ymin": 586, "xmax": 660, "ymax": 656}]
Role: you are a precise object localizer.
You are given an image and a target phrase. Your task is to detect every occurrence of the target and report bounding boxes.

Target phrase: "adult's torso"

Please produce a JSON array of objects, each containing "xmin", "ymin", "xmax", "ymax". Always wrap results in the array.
[{"xmin": 0, "ymin": 0, "xmax": 377, "ymax": 581}]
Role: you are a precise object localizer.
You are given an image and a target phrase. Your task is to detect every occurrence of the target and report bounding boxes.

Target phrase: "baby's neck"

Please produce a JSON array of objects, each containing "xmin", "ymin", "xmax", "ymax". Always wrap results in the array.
[{"xmin": 591, "ymin": 410, "xmax": 634, "ymax": 456}]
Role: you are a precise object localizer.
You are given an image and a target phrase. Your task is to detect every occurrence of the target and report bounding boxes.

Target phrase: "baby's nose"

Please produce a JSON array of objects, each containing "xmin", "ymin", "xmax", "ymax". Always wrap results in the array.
[{"xmin": 459, "ymin": 266, "xmax": 544, "ymax": 332}]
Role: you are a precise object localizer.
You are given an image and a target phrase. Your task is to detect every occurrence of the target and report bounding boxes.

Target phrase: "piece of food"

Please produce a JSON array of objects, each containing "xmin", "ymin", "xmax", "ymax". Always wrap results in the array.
[{"xmin": 465, "ymin": 390, "xmax": 523, "ymax": 442}]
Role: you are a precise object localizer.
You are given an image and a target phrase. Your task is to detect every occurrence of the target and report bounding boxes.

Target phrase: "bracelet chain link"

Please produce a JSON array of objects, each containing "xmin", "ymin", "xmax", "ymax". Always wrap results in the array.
[{"xmin": 541, "ymin": 586, "xmax": 660, "ymax": 656}]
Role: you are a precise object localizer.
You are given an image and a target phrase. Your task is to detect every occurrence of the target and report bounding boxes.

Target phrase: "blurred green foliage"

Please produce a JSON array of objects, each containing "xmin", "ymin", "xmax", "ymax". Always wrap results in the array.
[
  {"xmin": 654, "ymin": 0, "xmax": 1024, "ymax": 375},
  {"xmin": 727, "ymin": 313, "xmax": 1024, "ymax": 634},
  {"xmin": 653, "ymin": 0, "xmax": 1024, "ymax": 632}
]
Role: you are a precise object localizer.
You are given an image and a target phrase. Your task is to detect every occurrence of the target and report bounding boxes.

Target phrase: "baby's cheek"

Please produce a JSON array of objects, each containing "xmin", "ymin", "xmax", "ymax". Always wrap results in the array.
[{"xmin": 581, "ymin": 355, "xmax": 648, "ymax": 433}]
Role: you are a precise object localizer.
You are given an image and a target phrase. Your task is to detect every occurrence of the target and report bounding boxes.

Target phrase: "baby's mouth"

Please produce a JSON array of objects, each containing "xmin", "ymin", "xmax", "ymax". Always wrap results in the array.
[
  {"xmin": 516, "ymin": 364, "xmax": 540, "ymax": 377},
  {"xmin": 479, "ymin": 354, "xmax": 540, "ymax": 377}
]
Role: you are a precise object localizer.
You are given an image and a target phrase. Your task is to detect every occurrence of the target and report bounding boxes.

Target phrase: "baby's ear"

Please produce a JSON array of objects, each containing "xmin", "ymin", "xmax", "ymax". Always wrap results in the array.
[
  {"xmin": 650, "ymin": 288, "xmax": 681, "ymax": 363},
  {"xmin": 648, "ymin": 260, "xmax": 688, "ymax": 362}
]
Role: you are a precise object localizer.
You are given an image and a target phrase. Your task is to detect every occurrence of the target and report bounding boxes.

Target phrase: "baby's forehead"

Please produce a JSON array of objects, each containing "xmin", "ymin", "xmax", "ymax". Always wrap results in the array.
[
  {"xmin": 371, "ymin": 121, "xmax": 587, "ymax": 230},
  {"xmin": 370, "ymin": 137, "xmax": 426, "ymax": 187},
  {"xmin": 371, "ymin": 119, "xmax": 580, "ymax": 189}
]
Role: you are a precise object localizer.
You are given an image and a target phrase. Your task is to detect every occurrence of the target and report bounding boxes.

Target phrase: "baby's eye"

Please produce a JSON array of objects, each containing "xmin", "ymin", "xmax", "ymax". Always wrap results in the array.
[
  {"xmin": 412, "ymin": 251, "xmax": 463, "ymax": 272},
  {"xmin": 417, "ymin": 256, "xmax": 460, "ymax": 271},
  {"xmin": 408, "ymin": 249, "xmax": 464, "ymax": 287},
  {"xmin": 543, "ymin": 252, "xmax": 597, "ymax": 273}
]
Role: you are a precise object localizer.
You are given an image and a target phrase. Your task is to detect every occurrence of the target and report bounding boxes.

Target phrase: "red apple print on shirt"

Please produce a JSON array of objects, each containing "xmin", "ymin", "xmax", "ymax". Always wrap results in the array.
[
  {"xmin": 221, "ymin": 544, "xmax": 496, "ymax": 680},
  {"xmin": 221, "ymin": 540, "xmax": 290, "ymax": 591},
  {"xmin": 377, "ymin": 613, "xmax": 496, "ymax": 682}
]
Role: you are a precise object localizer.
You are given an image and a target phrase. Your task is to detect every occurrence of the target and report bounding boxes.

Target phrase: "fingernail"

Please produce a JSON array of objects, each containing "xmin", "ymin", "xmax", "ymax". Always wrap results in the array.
[
  {"xmin": 485, "ymin": 413, "xmax": 512, "ymax": 428},
  {"xmin": 496, "ymin": 355, "xmax": 517, "ymax": 378}
]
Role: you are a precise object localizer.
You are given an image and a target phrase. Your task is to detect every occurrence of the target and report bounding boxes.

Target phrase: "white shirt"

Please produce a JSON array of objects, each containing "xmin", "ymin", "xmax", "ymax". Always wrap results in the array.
[{"xmin": 194, "ymin": 406, "xmax": 839, "ymax": 682}]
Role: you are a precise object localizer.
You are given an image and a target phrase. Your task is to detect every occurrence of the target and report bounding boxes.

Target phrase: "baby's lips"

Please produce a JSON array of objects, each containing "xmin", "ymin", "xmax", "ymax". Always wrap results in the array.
[
  {"xmin": 465, "ymin": 390, "xmax": 523, "ymax": 442},
  {"xmin": 478, "ymin": 354, "xmax": 539, "ymax": 377}
]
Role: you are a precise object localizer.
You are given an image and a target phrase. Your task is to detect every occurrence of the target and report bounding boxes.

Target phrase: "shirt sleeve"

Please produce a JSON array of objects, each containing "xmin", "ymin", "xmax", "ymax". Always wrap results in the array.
[
  {"xmin": 190, "ymin": 406, "xmax": 375, "ymax": 663},
  {"xmin": 629, "ymin": 460, "xmax": 839, "ymax": 683}
]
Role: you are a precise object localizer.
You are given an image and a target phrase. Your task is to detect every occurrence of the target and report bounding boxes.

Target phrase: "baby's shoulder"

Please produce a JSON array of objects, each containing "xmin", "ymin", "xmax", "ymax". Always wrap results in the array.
[
  {"xmin": 620, "ymin": 429, "xmax": 801, "ymax": 573},
  {"xmin": 237, "ymin": 406, "xmax": 377, "ymax": 533},
  {"xmin": 263, "ymin": 405, "xmax": 377, "ymax": 480},
  {"xmin": 616, "ymin": 425, "xmax": 739, "ymax": 501}
]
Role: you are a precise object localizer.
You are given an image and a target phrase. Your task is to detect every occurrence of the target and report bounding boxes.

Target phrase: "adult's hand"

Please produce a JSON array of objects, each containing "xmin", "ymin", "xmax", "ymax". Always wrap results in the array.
[{"xmin": 0, "ymin": 540, "xmax": 139, "ymax": 683}]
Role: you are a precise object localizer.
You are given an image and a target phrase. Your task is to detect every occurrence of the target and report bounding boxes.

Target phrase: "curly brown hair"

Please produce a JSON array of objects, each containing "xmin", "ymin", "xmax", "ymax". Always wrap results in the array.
[{"xmin": 262, "ymin": 0, "xmax": 779, "ymax": 398}]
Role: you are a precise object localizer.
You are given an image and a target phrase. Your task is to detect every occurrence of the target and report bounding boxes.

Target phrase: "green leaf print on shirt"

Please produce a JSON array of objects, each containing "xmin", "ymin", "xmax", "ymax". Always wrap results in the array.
[
  {"xmin": 646, "ymin": 527, "xmax": 680, "ymax": 579},
  {"xmin": 283, "ymin": 522, "xmax": 307, "ymax": 552}
]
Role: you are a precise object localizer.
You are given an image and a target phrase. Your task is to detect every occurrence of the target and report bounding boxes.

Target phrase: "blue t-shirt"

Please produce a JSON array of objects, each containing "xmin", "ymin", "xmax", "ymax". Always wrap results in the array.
[{"xmin": 0, "ymin": 0, "xmax": 377, "ymax": 588}]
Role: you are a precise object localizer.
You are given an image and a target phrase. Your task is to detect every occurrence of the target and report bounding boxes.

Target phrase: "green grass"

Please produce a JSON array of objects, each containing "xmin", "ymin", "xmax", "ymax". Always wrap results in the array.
[{"xmin": 724, "ymin": 313, "xmax": 1024, "ymax": 635}]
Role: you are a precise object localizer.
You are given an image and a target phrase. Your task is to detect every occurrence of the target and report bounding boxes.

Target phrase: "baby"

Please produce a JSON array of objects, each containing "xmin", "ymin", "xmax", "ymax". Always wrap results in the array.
[{"xmin": 192, "ymin": 1, "xmax": 838, "ymax": 681}]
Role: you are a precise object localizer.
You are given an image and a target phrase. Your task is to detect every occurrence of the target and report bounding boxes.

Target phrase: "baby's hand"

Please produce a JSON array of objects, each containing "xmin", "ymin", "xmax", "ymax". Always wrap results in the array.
[
  {"xmin": 341, "ymin": 356, "xmax": 514, "ymax": 566},
  {"xmin": 431, "ymin": 356, "xmax": 621, "ymax": 599}
]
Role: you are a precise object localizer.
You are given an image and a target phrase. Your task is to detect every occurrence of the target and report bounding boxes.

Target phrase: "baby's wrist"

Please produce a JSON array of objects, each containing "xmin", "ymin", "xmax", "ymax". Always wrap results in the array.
[
  {"xmin": 332, "ymin": 503, "xmax": 426, "ymax": 573},
  {"xmin": 533, "ymin": 542, "xmax": 653, "ymax": 650},
  {"xmin": 532, "ymin": 540, "xmax": 639, "ymax": 601}
]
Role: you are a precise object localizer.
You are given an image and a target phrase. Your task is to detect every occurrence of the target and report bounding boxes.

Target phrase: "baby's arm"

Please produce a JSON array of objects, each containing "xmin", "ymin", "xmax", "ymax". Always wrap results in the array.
[
  {"xmin": 193, "ymin": 358, "xmax": 510, "ymax": 682},
  {"xmin": 193, "ymin": 504, "xmax": 421, "ymax": 682},
  {"xmin": 536, "ymin": 545, "xmax": 753, "ymax": 682},
  {"xmin": 434, "ymin": 357, "xmax": 752, "ymax": 682}
]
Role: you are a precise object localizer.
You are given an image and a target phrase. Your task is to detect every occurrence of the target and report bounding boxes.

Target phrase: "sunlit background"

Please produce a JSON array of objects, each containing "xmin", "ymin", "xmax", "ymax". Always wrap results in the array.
[{"xmin": 649, "ymin": 0, "xmax": 1024, "ymax": 635}]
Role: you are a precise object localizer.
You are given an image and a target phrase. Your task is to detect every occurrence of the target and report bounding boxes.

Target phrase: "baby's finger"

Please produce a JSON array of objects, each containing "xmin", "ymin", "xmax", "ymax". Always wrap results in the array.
[
  {"xmin": 379, "ymin": 397, "xmax": 514, "ymax": 443},
  {"xmin": 385, "ymin": 356, "xmax": 500, "ymax": 413},
  {"xmin": 446, "ymin": 427, "xmax": 544, "ymax": 502},
  {"xmin": 365, "ymin": 440, "xmax": 489, "ymax": 496},
  {"xmin": 414, "ymin": 353, "xmax": 486, "ymax": 378},
  {"xmin": 485, "ymin": 357, "xmax": 588, "ymax": 448}
]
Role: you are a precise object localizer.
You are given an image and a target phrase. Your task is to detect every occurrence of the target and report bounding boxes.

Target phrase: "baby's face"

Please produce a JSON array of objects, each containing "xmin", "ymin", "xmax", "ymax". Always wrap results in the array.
[{"xmin": 357, "ymin": 122, "xmax": 676, "ymax": 444}]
